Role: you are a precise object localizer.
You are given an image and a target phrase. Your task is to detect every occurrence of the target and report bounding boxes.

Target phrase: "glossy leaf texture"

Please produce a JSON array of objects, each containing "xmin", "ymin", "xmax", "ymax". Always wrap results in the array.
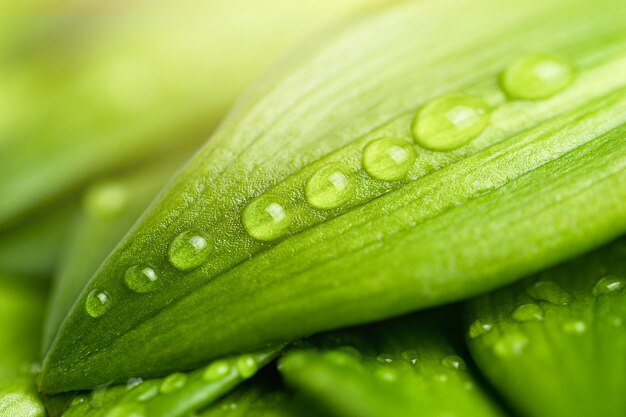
[
  {"xmin": 280, "ymin": 311, "xmax": 505, "ymax": 417},
  {"xmin": 42, "ymin": 156, "xmax": 189, "ymax": 353},
  {"xmin": 0, "ymin": 0, "xmax": 385, "ymax": 228},
  {"xmin": 42, "ymin": 0, "xmax": 626, "ymax": 392},
  {"xmin": 465, "ymin": 236, "xmax": 626, "ymax": 417},
  {"xmin": 0, "ymin": 276, "xmax": 46, "ymax": 417},
  {"xmin": 51, "ymin": 346, "xmax": 281, "ymax": 417}
]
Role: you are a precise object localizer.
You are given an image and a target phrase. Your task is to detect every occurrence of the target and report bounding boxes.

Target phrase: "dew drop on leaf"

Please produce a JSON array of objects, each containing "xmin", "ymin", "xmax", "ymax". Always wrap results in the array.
[
  {"xmin": 592, "ymin": 275, "xmax": 624, "ymax": 296},
  {"xmin": 203, "ymin": 360, "xmax": 233, "ymax": 382},
  {"xmin": 168, "ymin": 230, "xmax": 213, "ymax": 271},
  {"xmin": 159, "ymin": 372, "xmax": 187, "ymax": 394},
  {"xmin": 526, "ymin": 280, "xmax": 572, "ymax": 305},
  {"xmin": 85, "ymin": 290, "xmax": 112, "ymax": 318},
  {"xmin": 362, "ymin": 138, "xmax": 416, "ymax": 181},
  {"xmin": 468, "ymin": 320, "xmax": 494, "ymax": 339},
  {"xmin": 441, "ymin": 355, "xmax": 467, "ymax": 371},
  {"xmin": 512, "ymin": 303, "xmax": 544, "ymax": 322},
  {"xmin": 236, "ymin": 354, "xmax": 259, "ymax": 378},
  {"xmin": 500, "ymin": 53, "xmax": 575, "ymax": 100},
  {"xmin": 305, "ymin": 163, "xmax": 355, "ymax": 209},
  {"xmin": 124, "ymin": 265, "xmax": 159, "ymax": 293},
  {"xmin": 242, "ymin": 194, "xmax": 293, "ymax": 241}
]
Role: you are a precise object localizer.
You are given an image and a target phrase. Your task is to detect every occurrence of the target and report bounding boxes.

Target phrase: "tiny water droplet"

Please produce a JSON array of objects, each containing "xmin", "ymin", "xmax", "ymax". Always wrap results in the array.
[
  {"xmin": 70, "ymin": 397, "xmax": 86, "ymax": 406},
  {"xmin": 243, "ymin": 194, "xmax": 293, "ymax": 241},
  {"xmin": 236, "ymin": 354, "xmax": 259, "ymax": 378},
  {"xmin": 104, "ymin": 403, "xmax": 145, "ymax": 417},
  {"xmin": 501, "ymin": 53, "xmax": 575, "ymax": 100},
  {"xmin": 126, "ymin": 377, "xmax": 143, "ymax": 390},
  {"xmin": 124, "ymin": 265, "xmax": 158, "ymax": 293},
  {"xmin": 376, "ymin": 353, "xmax": 394, "ymax": 364},
  {"xmin": 441, "ymin": 355, "xmax": 466, "ymax": 371},
  {"xmin": 168, "ymin": 230, "xmax": 212, "ymax": 271},
  {"xmin": 84, "ymin": 182, "xmax": 128, "ymax": 218},
  {"xmin": 592, "ymin": 275, "xmax": 624, "ymax": 296},
  {"xmin": 362, "ymin": 138, "xmax": 416, "ymax": 181},
  {"xmin": 468, "ymin": 320, "xmax": 493, "ymax": 339},
  {"xmin": 493, "ymin": 333, "xmax": 528, "ymax": 357},
  {"xmin": 305, "ymin": 163, "xmax": 355, "ymax": 209},
  {"xmin": 203, "ymin": 360, "xmax": 233, "ymax": 382},
  {"xmin": 401, "ymin": 350, "xmax": 419, "ymax": 365},
  {"xmin": 412, "ymin": 94, "xmax": 491, "ymax": 151},
  {"xmin": 512, "ymin": 303, "xmax": 544, "ymax": 322},
  {"xmin": 526, "ymin": 280, "xmax": 572, "ymax": 305},
  {"xmin": 562, "ymin": 320, "xmax": 587, "ymax": 335},
  {"xmin": 85, "ymin": 289, "xmax": 111, "ymax": 318},
  {"xmin": 159, "ymin": 373, "xmax": 187, "ymax": 394},
  {"xmin": 375, "ymin": 366, "xmax": 398, "ymax": 382}
]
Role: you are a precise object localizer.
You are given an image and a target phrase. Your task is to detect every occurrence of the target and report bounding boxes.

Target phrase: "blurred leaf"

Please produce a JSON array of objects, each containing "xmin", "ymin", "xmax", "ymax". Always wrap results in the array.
[
  {"xmin": 465, "ymin": 237, "xmax": 626, "ymax": 417},
  {"xmin": 41, "ymin": 0, "xmax": 626, "ymax": 392}
]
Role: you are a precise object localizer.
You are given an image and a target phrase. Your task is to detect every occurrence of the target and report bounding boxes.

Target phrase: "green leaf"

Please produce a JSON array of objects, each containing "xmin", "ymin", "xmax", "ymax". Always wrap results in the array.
[
  {"xmin": 42, "ymin": 157, "xmax": 187, "ymax": 353},
  {"xmin": 0, "ymin": 276, "xmax": 46, "ymax": 417},
  {"xmin": 41, "ymin": 0, "xmax": 626, "ymax": 392},
  {"xmin": 53, "ymin": 346, "xmax": 281, "ymax": 417},
  {"xmin": 280, "ymin": 311, "xmax": 505, "ymax": 417},
  {"xmin": 465, "ymin": 236, "xmax": 626, "ymax": 417},
  {"xmin": 0, "ymin": 0, "xmax": 385, "ymax": 228}
]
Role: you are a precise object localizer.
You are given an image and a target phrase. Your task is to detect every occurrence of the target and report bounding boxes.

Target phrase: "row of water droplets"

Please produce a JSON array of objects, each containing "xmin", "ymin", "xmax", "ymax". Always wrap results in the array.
[
  {"xmin": 71, "ymin": 353, "xmax": 260, "ymax": 417},
  {"xmin": 85, "ymin": 53, "xmax": 575, "ymax": 318},
  {"xmin": 468, "ymin": 275, "xmax": 625, "ymax": 357}
]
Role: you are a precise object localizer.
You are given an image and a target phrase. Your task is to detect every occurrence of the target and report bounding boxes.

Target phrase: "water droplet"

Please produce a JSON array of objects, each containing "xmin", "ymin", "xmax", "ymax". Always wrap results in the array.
[
  {"xmin": 493, "ymin": 333, "xmax": 528, "ymax": 357},
  {"xmin": 90, "ymin": 385, "xmax": 109, "ymax": 408},
  {"xmin": 362, "ymin": 138, "xmax": 416, "ymax": 181},
  {"xmin": 562, "ymin": 320, "xmax": 587, "ymax": 335},
  {"xmin": 592, "ymin": 275, "xmax": 624, "ymax": 296},
  {"xmin": 124, "ymin": 265, "xmax": 158, "ymax": 293},
  {"xmin": 441, "ymin": 355, "xmax": 466, "ymax": 371},
  {"xmin": 135, "ymin": 385, "xmax": 158, "ymax": 402},
  {"xmin": 401, "ymin": 350, "xmax": 419, "ymax": 365},
  {"xmin": 501, "ymin": 53, "xmax": 575, "ymax": 100},
  {"xmin": 126, "ymin": 377, "xmax": 143, "ymax": 390},
  {"xmin": 84, "ymin": 182, "xmax": 128, "ymax": 218},
  {"xmin": 203, "ymin": 360, "xmax": 233, "ymax": 382},
  {"xmin": 468, "ymin": 320, "xmax": 493, "ymax": 339},
  {"xmin": 376, "ymin": 353, "xmax": 394, "ymax": 364},
  {"xmin": 305, "ymin": 163, "xmax": 355, "ymax": 209},
  {"xmin": 236, "ymin": 354, "xmax": 259, "ymax": 378},
  {"xmin": 375, "ymin": 366, "xmax": 398, "ymax": 382},
  {"xmin": 243, "ymin": 194, "xmax": 293, "ymax": 241},
  {"xmin": 159, "ymin": 373, "xmax": 187, "ymax": 394},
  {"xmin": 70, "ymin": 397, "xmax": 86, "ymax": 406},
  {"xmin": 85, "ymin": 289, "xmax": 111, "ymax": 318},
  {"xmin": 526, "ymin": 280, "xmax": 572, "ymax": 305},
  {"xmin": 412, "ymin": 94, "xmax": 490, "ymax": 151},
  {"xmin": 168, "ymin": 230, "xmax": 212, "ymax": 271},
  {"xmin": 104, "ymin": 403, "xmax": 145, "ymax": 417},
  {"xmin": 512, "ymin": 303, "xmax": 544, "ymax": 322}
]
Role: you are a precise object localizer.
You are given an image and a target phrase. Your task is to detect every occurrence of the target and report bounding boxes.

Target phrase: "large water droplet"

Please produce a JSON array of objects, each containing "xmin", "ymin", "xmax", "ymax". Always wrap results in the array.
[
  {"xmin": 362, "ymin": 138, "xmax": 416, "ymax": 181},
  {"xmin": 493, "ymin": 333, "xmax": 528, "ymax": 357},
  {"xmin": 412, "ymin": 94, "xmax": 490, "ymax": 151},
  {"xmin": 501, "ymin": 53, "xmax": 575, "ymax": 100},
  {"xmin": 104, "ymin": 403, "xmax": 145, "ymax": 417},
  {"xmin": 160, "ymin": 372, "xmax": 187, "ymax": 394},
  {"xmin": 512, "ymin": 303, "xmax": 544, "ymax": 322},
  {"xmin": 243, "ymin": 194, "xmax": 293, "ymax": 241},
  {"xmin": 468, "ymin": 320, "xmax": 493, "ymax": 339},
  {"xmin": 526, "ymin": 280, "xmax": 572, "ymax": 305},
  {"xmin": 592, "ymin": 275, "xmax": 624, "ymax": 296},
  {"xmin": 562, "ymin": 320, "xmax": 587, "ymax": 335},
  {"xmin": 305, "ymin": 163, "xmax": 355, "ymax": 209},
  {"xmin": 124, "ymin": 265, "xmax": 159, "ymax": 293},
  {"xmin": 168, "ymin": 230, "xmax": 212, "ymax": 271},
  {"xmin": 236, "ymin": 354, "xmax": 259, "ymax": 378},
  {"xmin": 441, "ymin": 355, "xmax": 466, "ymax": 371},
  {"xmin": 203, "ymin": 360, "xmax": 233, "ymax": 382},
  {"xmin": 85, "ymin": 289, "xmax": 111, "ymax": 318}
]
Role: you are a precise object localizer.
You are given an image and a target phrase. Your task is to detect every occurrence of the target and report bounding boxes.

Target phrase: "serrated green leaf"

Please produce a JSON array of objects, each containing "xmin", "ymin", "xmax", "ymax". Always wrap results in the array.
[
  {"xmin": 0, "ymin": 276, "xmax": 46, "ymax": 417},
  {"xmin": 280, "ymin": 311, "xmax": 505, "ymax": 417},
  {"xmin": 54, "ymin": 346, "xmax": 281, "ymax": 417},
  {"xmin": 41, "ymin": 0, "xmax": 626, "ymax": 392},
  {"xmin": 42, "ymin": 157, "xmax": 187, "ymax": 353},
  {"xmin": 465, "ymin": 237, "xmax": 626, "ymax": 417}
]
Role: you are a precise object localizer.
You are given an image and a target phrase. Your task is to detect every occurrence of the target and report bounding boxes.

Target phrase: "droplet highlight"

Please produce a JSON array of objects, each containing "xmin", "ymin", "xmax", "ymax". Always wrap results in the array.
[
  {"xmin": 305, "ymin": 163, "xmax": 355, "ymax": 209},
  {"xmin": 401, "ymin": 350, "xmax": 419, "ymax": 365},
  {"xmin": 85, "ymin": 289, "xmax": 111, "ymax": 318},
  {"xmin": 168, "ymin": 230, "xmax": 212, "ymax": 271},
  {"xmin": 203, "ymin": 360, "xmax": 233, "ymax": 382},
  {"xmin": 493, "ymin": 333, "xmax": 529, "ymax": 357},
  {"xmin": 501, "ymin": 53, "xmax": 575, "ymax": 100},
  {"xmin": 243, "ymin": 194, "xmax": 293, "ymax": 241},
  {"xmin": 468, "ymin": 320, "xmax": 493, "ymax": 339},
  {"xmin": 159, "ymin": 372, "xmax": 187, "ymax": 394},
  {"xmin": 376, "ymin": 353, "xmax": 394, "ymax": 364},
  {"xmin": 124, "ymin": 265, "xmax": 158, "ymax": 293},
  {"xmin": 236, "ymin": 354, "xmax": 259, "ymax": 378},
  {"xmin": 592, "ymin": 275, "xmax": 624, "ymax": 296},
  {"xmin": 512, "ymin": 303, "xmax": 544, "ymax": 322},
  {"xmin": 526, "ymin": 280, "xmax": 572, "ymax": 305},
  {"xmin": 412, "ymin": 94, "xmax": 490, "ymax": 151},
  {"xmin": 441, "ymin": 355, "xmax": 466, "ymax": 371},
  {"xmin": 362, "ymin": 138, "xmax": 416, "ymax": 181}
]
